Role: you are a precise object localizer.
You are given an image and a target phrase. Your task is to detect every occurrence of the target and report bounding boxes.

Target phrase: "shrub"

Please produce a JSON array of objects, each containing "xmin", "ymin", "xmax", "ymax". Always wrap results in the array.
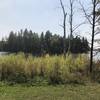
[
  {"xmin": 92, "ymin": 60, "xmax": 100, "ymax": 83},
  {"xmin": 0, "ymin": 53, "xmax": 90, "ymax": 84}
]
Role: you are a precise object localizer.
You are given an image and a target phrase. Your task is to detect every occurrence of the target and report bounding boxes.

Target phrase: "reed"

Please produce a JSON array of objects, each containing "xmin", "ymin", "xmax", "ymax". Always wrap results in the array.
[{"xmin": 0, "ymin": 53, "xmax": 90, "ymax": 84}]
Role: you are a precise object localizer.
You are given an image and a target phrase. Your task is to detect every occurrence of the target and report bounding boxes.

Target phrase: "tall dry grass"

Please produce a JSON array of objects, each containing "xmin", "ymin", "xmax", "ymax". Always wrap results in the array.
[{"xmin": 0, "ymin": 53, "xmax": 90, "ymax": 84}]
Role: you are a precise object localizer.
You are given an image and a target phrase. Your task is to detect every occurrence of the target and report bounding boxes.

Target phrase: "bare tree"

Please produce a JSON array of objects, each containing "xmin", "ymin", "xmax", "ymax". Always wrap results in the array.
[
  {"xmin": 90, "ymin": 0, "xmax": 96, "ymax": 73},
  {"xmin": 59, "ymin": 0, "xmax": 67, "ymax": 57},
  {"xmin": 68, "ymin": 0, "xmax": 75, "ymax": 54},
  {"xmin": 69, "ymin": 0, "xmax": 75, "ymax": 38},
  {"xmin": 68, "ymin": 0, "xmax": 85, "ymax": 54},
  {"xmin": 79, "ymin": 0, "xmax": 100, "ymax": 73},
  {"xmin": 59, "ymin": 0, "xmax": 86, "ymax": 56}
]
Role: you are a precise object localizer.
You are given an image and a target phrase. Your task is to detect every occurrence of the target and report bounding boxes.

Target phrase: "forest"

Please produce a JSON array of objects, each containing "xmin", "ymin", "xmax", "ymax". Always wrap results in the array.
[{"xmin": 0, "ymin": 29, "xmax": 89, "ymax": 55}]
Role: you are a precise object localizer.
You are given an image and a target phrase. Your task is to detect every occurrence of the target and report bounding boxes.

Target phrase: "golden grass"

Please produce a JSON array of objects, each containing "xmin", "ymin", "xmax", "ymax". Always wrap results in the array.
[{"xmin": 0, "ymin": 53, "xmax": 89, "ymax": 83}]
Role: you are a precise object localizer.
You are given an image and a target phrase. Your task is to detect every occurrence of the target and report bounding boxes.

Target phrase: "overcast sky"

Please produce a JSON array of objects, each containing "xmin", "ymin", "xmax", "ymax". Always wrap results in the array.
[{"xmin": 0, "ymin": 0, "xmax": 93, "ymax": 39}]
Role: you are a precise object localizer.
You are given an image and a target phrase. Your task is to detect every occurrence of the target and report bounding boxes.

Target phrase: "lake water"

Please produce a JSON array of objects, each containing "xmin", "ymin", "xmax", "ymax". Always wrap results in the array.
[
  {"xmin": 0, "ymin": 51, "xmax": 100, "ymax": 61},
  {"xmin": 93, "ymin": 52, "xmax": 100, "ymax": 61},
  {"xmin": 0, "ymin": 52, "xmax": 9, "ymax": 56}
]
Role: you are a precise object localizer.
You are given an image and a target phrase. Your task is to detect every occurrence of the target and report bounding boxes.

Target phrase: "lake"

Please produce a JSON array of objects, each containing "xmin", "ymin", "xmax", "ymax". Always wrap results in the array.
[
  {"xmin": 93, "ymin": 52, "xmax": 100, "ymax": 61},
  {"xmin": 0, "ymin": 51, "xmax": 99, "ymax": 61},
  {"xmin": 0, "ymin": 52, "xmax": 9, "ymax": 56}
]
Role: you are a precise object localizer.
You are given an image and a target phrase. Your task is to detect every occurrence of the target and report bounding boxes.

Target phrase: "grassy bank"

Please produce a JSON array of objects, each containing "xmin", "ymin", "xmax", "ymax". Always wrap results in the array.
[{"xmin": 0, "ymin": 83, "xmax": 100, "ymax": 100}]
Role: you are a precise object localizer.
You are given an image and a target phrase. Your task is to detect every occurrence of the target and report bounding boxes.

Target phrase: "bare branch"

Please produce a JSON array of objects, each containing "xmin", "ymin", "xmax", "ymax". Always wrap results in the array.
[
  {"xmin": 59, "ymin": 0, "xmax": 67, "ymax": 57},
  {"xmin": 93, "ymin": 50, "xmax": 100, "ymax": 57},
  {"xmin": 60, "ymin": 0, "xmax": 67, "ymax": 16},
  {"xmin": 94, "ymin": 31, "xmax": 100, "ymax": 36},
  {"xmin": 59, "ymin": 24, "xmax": 64, "ymax": 28},
  {"xmin": 79, "ymin": 0, "xmax": 93, "ymax": 25},
  {"xmin": 72, "ymin": 22, "xmax": 86, "ymax": 32}
]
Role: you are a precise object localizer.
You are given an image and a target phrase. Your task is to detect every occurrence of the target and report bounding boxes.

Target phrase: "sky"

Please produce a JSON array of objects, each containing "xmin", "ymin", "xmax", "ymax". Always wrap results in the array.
[
  {"xmin": 0, "ymin": 0, "xmax": 97, "ymax": 40},
  {"xmin": 0, "ymin": 0, "xmax": 62, "ymax": 39}
]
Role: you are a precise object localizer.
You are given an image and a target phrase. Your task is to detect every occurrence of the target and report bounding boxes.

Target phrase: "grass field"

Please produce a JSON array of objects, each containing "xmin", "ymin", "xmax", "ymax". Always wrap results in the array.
[
  {"xmin": 0, "ymin": 53, "xmax": 100, "ymax": 100},
  {"xmin": 0, "ymin": 83, "xmax": 100, "ymax": 100}
]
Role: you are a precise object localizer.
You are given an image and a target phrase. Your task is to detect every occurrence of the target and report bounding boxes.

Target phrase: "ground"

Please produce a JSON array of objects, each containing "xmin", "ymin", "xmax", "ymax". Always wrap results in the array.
[{"xmin": 0, "ymin": 83, "xmax": 100, "ymax": 100}]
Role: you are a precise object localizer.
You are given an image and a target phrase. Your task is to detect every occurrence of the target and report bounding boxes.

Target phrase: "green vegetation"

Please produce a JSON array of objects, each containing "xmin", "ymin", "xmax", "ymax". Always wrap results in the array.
[
  {"xmin": 0, "ymin": 53, "xmax": 99, "ymax": 100},
  {"xmin": 0, "ymin": 29, "xmax": 89, "ymax": 55},
  {"xmin": 0, "ymin": 53, "xmax": 99, "ymax": 84},
  {"xmin": 0, "ymin": 53, "xmax": 92, "ymax": 84},
  {"xmin": 0, "ymin": 83, "xmax": 100, "ymax": 100}
]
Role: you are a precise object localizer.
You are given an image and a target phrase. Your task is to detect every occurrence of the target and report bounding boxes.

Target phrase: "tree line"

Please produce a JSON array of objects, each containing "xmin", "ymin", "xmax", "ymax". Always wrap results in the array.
[{"xmin": 0, "ymin": 29, "xmax": 89, "ymax": 55}]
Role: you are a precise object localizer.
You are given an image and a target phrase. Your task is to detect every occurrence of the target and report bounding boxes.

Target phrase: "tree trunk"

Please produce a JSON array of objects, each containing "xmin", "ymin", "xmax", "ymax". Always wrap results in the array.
[
  {"xmin": 68, "ymin": 0, "xmax": 74, "ymax": 55},
  {"xmin": 90, "ymin": 0, "xmax": 96, "ymax": 73},
  {"xmin": 60, "ymin": 0, "xmax": 67, "ymax": 57},
  {"xmin": 63, "ymin": 15, "xmax": 67, "ymax": 57}
]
